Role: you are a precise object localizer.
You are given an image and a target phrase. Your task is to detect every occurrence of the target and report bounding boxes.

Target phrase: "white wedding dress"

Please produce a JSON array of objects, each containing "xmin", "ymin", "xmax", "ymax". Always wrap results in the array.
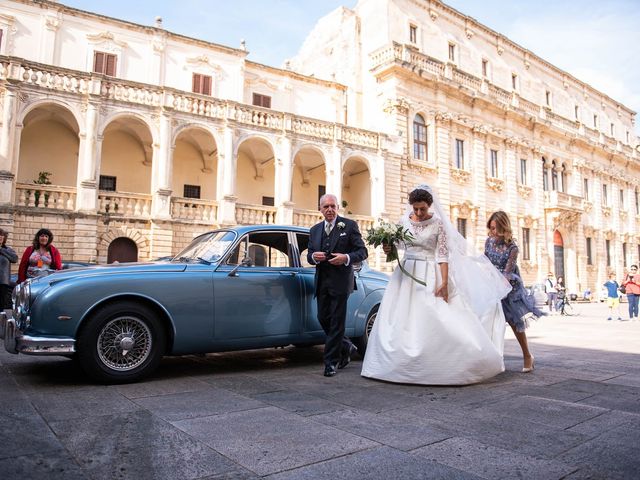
[{"xmin": 361, "ymin": 215, "xmax": 507, "ymax": 385}]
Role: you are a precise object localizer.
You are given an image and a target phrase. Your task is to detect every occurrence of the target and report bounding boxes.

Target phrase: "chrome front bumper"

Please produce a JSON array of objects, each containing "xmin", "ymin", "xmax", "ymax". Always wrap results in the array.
[{"xmin": 0, "ymin": 311, "xmax": 76, "ymax": 355}]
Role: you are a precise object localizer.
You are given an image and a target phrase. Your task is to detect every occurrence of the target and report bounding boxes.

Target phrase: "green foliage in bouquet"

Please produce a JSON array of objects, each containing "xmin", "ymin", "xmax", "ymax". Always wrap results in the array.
[{"xmin": 365, "ymin": 221, "xmax": 414, "ymax": 263}]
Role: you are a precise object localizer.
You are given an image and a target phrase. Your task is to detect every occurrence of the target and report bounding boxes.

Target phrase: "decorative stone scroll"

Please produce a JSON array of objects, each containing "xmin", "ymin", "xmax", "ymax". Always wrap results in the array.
[
  {"xmin": 450, "ymin": 167, "xmax": 471, "ymax": 184},
  {"xmin": 552, "ymin": 211, "xmax": 581, "ymax": 232},
  {"xmin": 486, "ymin": 177, "xmax": 504, "ymax": 192},
  {"xmin": 517, "ymin": 184, "xmax": 532, "ymax": 199}
]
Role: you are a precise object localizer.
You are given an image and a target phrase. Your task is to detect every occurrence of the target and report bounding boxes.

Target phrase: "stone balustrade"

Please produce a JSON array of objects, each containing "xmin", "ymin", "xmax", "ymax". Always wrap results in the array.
[
  {"xmin": 544, "ymin": 191, "xmax": 584, "ymax": 211},
  {"xmin": 235, "ymin": 203, "xmax": 277, "ymax": 225},
  {"xmin": 98, "ymin": 191, "xmax": 152, "ymax": 218},
  {"xmin": 0, "ymin": 55, "xmax": 383, "ymax": 152},
  {"xmin": 171, "ymin": 198, "xmax": 218, "ymax": 224},
  {"xmin": 15, "ymin": 183, "xmax": 76, "ymax": 210},
  {"xmin": 293, "ymin": 209, "xmax": 323, "ymax": 227}
]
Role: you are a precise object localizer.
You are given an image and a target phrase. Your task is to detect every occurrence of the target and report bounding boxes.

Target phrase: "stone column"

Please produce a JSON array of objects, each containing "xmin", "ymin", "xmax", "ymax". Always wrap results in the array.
[
  {"xmin": 216, "ymin": 126, "xmax": 237, "ymax": 225},
  {"xmin": 40, "ymin": 14, "xmax": 61, "ymax": 64},
  {"xmin": 370, "ymin": 153, "xmax": 385, "ymax": 220},
  {"xmin": 275, "ymin": 136, "xmax": 293, "ymax": 225},
  {"xmin": 471, "ymin": 125, "xmax": 488, "ymax": 252},
  {"xmin": 328, "ymin": 145, "xmax": 342, "ymax": 203},
  {"xmin": 151, "ymin": 113, "xmax": 172, "ymax": 220},
  {"xmin": 0, "ymin": 86, "xmax": 17, "ymax": 205},
  {"xmin": 76, "ymin": 100, "xmax": 100, "ymax": 212}
]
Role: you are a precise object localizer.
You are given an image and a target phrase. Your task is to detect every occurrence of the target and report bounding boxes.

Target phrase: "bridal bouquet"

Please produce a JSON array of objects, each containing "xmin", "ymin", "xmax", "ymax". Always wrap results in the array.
[{"xmin": 365, "ymin": 221, "xmax": 413, "ymax": 262}]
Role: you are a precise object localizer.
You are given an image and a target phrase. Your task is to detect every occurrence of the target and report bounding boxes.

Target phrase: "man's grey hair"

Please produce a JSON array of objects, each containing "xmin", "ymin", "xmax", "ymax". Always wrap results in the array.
[{"xmin": 318, "ymin": 193, "xmax": 338, "ymax": 207}]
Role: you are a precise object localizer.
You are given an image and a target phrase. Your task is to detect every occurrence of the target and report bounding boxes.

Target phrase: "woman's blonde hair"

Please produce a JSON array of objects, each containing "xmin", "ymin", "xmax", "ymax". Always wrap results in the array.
[{"xmin": 486, "ymin": 211, "xmax": 513, "ymax": 243}]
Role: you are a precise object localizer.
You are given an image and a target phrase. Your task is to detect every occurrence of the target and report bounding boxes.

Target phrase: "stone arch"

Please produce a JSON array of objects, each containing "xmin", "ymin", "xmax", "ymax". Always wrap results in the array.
[
  {"xmin": 98, "ymin": 225, "xmax": 148, "ymax": 263},
  {"xmin": 172, "ymin": 125, "xmax": 218, "ymax": 201},
  {"xmin": 107, "ymin": 237, "xmax": 138, "ymax": 263},
  {"xmin": 292, "ymin": 144, "xmax": 327, "ymax": 210},
  {"xmin": 235, "ymin": 135, "xmax": 276, "ymax": 206},
  {"xmin": 17, "ymin": 101, "xmax": 81, "ymax": 188},
  {"xmin": 341, "ymin": 153, "xmax": 372, "ymax": 216}
]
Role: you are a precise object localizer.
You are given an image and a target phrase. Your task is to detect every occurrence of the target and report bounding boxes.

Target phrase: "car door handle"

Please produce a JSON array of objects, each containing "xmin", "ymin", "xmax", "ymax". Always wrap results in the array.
[{"xmin": 280, "ymin": 271, "xmax": 297, "ymax": 276}]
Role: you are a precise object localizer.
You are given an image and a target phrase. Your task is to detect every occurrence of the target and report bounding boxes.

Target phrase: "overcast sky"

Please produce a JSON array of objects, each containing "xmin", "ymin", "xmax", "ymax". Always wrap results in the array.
[{"xmin": 61, "ymin": 0, "xmax": 640, "ymax": 134}]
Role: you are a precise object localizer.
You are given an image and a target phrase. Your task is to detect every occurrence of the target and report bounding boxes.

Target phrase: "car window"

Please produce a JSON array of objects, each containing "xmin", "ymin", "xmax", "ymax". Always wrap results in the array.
[
  {"xmin": 296, "ymin": 233, "xmax": 313, "ymax": 268},
  {"xmin": 226, "ymin": 232, "xmax": 292, "ymax": 267}
]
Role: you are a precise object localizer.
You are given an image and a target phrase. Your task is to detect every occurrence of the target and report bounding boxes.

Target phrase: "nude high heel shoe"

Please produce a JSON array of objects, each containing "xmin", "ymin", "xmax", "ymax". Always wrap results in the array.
[{"xmin": 522, "ymin": 356, "xmax": 535, "ymax": 373}]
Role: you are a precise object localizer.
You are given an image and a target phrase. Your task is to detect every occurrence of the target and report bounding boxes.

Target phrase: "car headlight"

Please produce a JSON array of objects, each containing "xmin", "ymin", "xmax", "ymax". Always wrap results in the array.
[{"xmin": 12, "ymin": 281, "xmax": 31, "ymax": 330}]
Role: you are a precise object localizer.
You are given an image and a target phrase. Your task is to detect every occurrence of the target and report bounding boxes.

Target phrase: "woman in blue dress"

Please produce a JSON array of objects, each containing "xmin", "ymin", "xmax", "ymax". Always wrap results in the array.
[{"xmin": 485, "ymin": 211, "xmax": 544, "ymax": 373}]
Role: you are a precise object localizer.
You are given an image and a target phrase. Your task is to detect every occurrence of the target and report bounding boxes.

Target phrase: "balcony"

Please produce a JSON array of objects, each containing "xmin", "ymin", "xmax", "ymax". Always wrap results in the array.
[{"xmin": 543, "ymin": 191, "xmax": 584, "ymax": 212}]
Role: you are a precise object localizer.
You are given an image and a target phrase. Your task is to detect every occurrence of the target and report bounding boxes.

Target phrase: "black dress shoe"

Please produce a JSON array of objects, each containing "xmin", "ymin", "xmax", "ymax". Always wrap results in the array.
[
  {"xmin": 338, "ymin": 344, "xmax": 358, "ymax": 369},
  {"xmin": 324, "ymin": 364, "xmax": 337, "ymax": 377}
]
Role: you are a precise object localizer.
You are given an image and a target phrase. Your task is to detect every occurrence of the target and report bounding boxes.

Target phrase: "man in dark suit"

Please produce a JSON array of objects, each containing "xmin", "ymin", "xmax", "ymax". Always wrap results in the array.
[{"xmin": 307, "ymin": 194, "xmax": 368, "ymax": 377}]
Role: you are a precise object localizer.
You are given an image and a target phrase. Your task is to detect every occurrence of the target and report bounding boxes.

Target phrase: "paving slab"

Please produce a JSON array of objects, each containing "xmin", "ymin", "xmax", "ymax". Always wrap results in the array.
[
  {"xmin": 172, "ymin": 406, "xmax": 377, "ymax": 476},
  {"xmin": 132, "ymin": 387, "xmax": 264, "ymax": 421},
  {"xmin": 412, "ymin": 436, "xmax": 576, "ymax": 480},
  {"xmin": 251, "ymin": 389, "xmax": 348, "ymax": 416},
  {"xmin": 49, "ymin": 410, "xmax": 237, "ymax": 480},
  {"xmin": 265, "ymin": 445, "xmax": 482, "ymax": 480},
  {"xmin": 0, "ymin": 450, "xmax": 88, "ymax": 480}
]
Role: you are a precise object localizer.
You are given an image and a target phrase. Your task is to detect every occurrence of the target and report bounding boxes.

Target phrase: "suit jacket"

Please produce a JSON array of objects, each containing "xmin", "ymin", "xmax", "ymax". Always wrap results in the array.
[{"xmin": 307, "ymin": 215, "xmax": 368, "ymax": 296}]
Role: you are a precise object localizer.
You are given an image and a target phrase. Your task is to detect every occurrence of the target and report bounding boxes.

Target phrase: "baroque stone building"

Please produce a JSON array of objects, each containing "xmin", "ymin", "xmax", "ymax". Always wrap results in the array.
[{"xmin": 0, "ymin": 0, "xmax": 638, "ymax": 296}]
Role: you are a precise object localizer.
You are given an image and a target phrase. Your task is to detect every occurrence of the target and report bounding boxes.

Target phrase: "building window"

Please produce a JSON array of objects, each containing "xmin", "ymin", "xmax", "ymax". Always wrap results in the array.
[
  {"xmin": 623, "ymin": 243, "xmax": 628, "ymax": 267},
  {"xmin": 489, "ymin": 149, "xmax": 498, "ymax": 177},
  {"xmin": 511, "ymin": 73, "xmax": 518, "ymax": 90},
  {"xmin": 482, "ymin": 59, "xmax": 488, "ymax": 77},
  {"xmin": 583, "ymin": 178, "xmax": 589, "ymax": 200},
  {"xmin": 586, "ymin": 238, "xmax": 593, "ymax": 265},
  {"xmin": 610, "ymin": 123, "xmax": 615, "ymax": 136},
  {"xmin": 545, "ymin": 90, "xmax": 551, "ymax": 106},
  {"xmin": 551, "ymin": 161, "xmax": 558, "ymax": 191},
  {"xmin": 0, "ymin": 29, "xmax": 3, "ymax": 50},
  {"xmin": 413, "ymin": 114, "xmax": 427, "ymax": 160},
  {"xmin": 448, "ymin": 43, "xmax": 456, "ymax": 62},
  {"xmin": 409, "ymin": 24, "xmax": 417, "ymax": 43},
  {"xmin": 606, "ymin": 239, "xmax": 611, "ymax": 267},
  {"xmin": 542, "ymin": 159, "xmax": 549, "ymax": 191},
  {"xmin": 593, "ymin": 114, "xmax": 598, "ymax": 128},
  {"xmin": 318, "ymin": 185, "xmax": 326, "ymax": 206},
  {"xmin": 620, "ymin": 189, "xmax": 625, "ymax": 209},
  {"xmin": 252, "ymin": 93, "xmax": 272, "ymax": 108},
  {"xmin": 519, "ymin": 158, "xmax": 527, "ymax": 185},
  {"xmin": 635, "ymin": 189, "xmax": 639, "ymax": 214},
  {"xmin": 455, "ymin": 139, "xmax": 464, "ymax": 169},
  {"xmin": 602, "ymin": 184, "xmax": 608, "ymax": 206},
  {"xmin": 560, "ymin": 164, "xmax": 566, "ymax": 192},
  {"xmin": 575, "ymin": 105, "xmax": 580, "ymax": 121},
  {"xmin": 192, "ymin": 73, "xmax": 212, "ymax": 95},
  {"xmin": 99, "ymin": 175, "xmax": 117, "ymax": 191},
  {"xmin": 522, "ymin": 228, "xmax": 531, "ymax": 261},
  {"xmin": 457, "ymin": 218, "xmax": 467, "ymax": 238},
  {"xmin": 93, "ymin": 51, "xmax": 117, "ymax": 76},
  {"xmin": 262, "ymin": 196, "xmax": 274, "ymax": 206},
  {"xmin": 183, "ymin": 184, "xmax": 201, "ymax": 199},
  {"xmin": 626, "ymin": 131, "xmax": 630, "ymax": 144}
]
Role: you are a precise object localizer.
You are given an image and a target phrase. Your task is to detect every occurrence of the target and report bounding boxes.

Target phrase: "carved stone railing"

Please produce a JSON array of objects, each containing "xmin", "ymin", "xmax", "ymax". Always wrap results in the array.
[
  {"xmin": 235, "ymin": 203, "xmax": 276, "ymax": 225},
  {"xmin": 584, "ymin": 127, "xmax": 600, "ymax": 143},
  {"xmin": 544, "ymin": 191, "xmax": 584, "ymax": 211},
  {"xmin": 98, "ymin": 191, "xmax": 152, "ymax": 218},
  {"xmin": 0, "ymin": 56, "xmax": 383, "ymax": 151},
  {"xmin": 487, "ymin": 84, "xmax": 511, "ymax": 106},
  {"xmin": 369, "ymin": 42, "xmax": 444, "ymax": 77},
  {"xmin": 546, "ymin": 111, "xmax": 579, "ymax": 134},
  {"xmin": 453, "ymin": 69, "xmax": 482, "ymax": 91},
  {"xmin": 518, "ymin": 97, "xmax": 540, "ymax": 118},
  {"xmin": 350, "ymin": 215, "xmax": 375, "ymax": 234},
  {"xmin": 14, "ymin": 183, "xmax": 76, "ymax": 210},
  {"xmin": 293, "ymin": 209, "xmax": 323, "ymax": 228},
  {"xmin": 171, "ymin": 197, "xmax": 218, "ymax": 224}
]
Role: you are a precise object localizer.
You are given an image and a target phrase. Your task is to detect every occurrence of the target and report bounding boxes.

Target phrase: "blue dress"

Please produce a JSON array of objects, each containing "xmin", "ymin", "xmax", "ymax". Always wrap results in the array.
[{"xmin": 484, "ymin": 237, "xmax": 544, "ymax": 332}]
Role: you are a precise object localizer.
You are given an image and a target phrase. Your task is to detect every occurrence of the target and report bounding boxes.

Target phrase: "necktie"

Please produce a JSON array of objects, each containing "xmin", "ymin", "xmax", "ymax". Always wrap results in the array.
[{"xmin": 325, "ymin": 222, "xmax": 332, "ymax": 236}]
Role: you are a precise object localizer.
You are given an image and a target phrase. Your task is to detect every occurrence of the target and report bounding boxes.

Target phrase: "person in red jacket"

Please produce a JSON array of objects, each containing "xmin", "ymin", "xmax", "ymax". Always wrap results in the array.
[{"xmin": 18, "ymin": 228, "xmax": 62, "ymax": 282}]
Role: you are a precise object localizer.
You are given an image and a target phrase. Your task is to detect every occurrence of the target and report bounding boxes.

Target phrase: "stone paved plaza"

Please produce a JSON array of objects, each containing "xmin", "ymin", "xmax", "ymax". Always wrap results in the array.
[{"xmin": 1, "ymin": 301, "xmax": 639, "ymax": 479}]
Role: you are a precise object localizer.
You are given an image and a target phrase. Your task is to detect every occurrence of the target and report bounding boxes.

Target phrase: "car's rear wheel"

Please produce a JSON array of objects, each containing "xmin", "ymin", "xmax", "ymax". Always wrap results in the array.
[
  {"xmin": 77, "ymin": 301, "xmax": 165, "ymax": 384},
  {"xmin": 353, "ymin": 306, "xmax": 378, "ymax": 355}
]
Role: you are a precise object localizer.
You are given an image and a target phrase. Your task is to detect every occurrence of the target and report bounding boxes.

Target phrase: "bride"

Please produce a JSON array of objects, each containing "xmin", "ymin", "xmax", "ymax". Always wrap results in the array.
[{"xmin": 361, "ymin": 184, "xmax": 512, "ymax": 385}]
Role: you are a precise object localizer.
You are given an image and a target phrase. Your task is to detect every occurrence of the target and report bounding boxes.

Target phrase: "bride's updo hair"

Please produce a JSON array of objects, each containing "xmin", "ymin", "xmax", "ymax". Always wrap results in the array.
[
  {"xmin": 486, "ymin": 211, "xmax": 513, "ymax": 244},
  {"xmin": 409, "ymin": 188, "xmax": 433, "ymax": 205}
]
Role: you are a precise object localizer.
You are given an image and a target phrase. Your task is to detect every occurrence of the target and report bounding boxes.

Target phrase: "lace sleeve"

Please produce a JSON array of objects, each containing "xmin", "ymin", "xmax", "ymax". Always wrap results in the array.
[
  {"xmin": 504, "ymin": 242, "xmax": 519, "ymax": 276},
  {"xmin": 435, "ymin": 220, "xmax": 449, "ymax": 263}
]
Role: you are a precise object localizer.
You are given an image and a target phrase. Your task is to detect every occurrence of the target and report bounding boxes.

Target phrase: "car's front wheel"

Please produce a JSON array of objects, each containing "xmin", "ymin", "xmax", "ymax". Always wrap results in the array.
[{"xmin": 77, "ymin": 301, "xmax": 166, "ymax": 384}]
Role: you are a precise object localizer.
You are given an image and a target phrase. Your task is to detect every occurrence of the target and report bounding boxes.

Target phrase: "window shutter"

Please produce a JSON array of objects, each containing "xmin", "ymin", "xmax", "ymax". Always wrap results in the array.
[
  {"xmin": 263, "ymin": 95, "xmax": 271, "ymax": 108},
  {"xmin": 105, "ymin": 54, "xmax": 117, "ymax": 76},
  {"xmin": 93, "ymin": 52, "xmax": 105, "ymax": 73},
  {"xmin": 192, "ymin": 73, "xmax": 200, "ymax": 93},
  {"xmin": 203, "ymin": 75, "xmax": 212, "ymax": 95}
]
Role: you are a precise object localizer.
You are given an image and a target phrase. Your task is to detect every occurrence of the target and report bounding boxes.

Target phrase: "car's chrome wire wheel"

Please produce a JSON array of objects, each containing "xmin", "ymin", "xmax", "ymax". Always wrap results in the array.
[
  {"xmin": 365, "ymin": 312, "xmax": 377, "ymax": 338},
  {"xmin": 96, "ymin": 316, "xmax": 152, "ymax": 371}
]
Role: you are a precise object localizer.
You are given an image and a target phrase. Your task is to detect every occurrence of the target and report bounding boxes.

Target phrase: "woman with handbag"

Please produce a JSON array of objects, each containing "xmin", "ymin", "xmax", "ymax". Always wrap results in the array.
[{"xmin": 622, "ymin": 265, "xmax": 640, "ymax": 321}]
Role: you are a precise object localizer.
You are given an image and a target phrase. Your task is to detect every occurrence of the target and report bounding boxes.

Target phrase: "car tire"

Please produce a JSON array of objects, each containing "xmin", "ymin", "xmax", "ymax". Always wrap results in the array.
[
  {"xmin": 76, "ymin": 301, "xmax": 166, "ymax": 384},
  {"xmin": 353, "ymin": 306, "xmax": 378, "ymax": 356}
]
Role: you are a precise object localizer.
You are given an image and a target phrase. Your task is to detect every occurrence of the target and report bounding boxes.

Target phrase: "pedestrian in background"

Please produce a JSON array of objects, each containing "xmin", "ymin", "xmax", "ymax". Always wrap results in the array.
[
  {"xmin": 603, "ymin": 273, "xmax": 622, "ymax": 321},
  {"xmin": 18, "ymin": 228, "xmax": 62, "ymax": 282},
  {"xmin": 545, "ymin": 272, "xmax": 557, "ymax": 313},
  {"xmin": 0, "ymin": 228, "xmax": 18, "ymax": 310},
  {"xmin": 622, "ymin": 265, "xmax": 639, "ymax": 321}
]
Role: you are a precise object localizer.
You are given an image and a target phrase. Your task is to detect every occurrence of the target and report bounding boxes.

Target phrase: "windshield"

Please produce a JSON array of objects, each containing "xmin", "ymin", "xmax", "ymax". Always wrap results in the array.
[{"xmin": 173, "ymin": 231, "xmax": 236, "ymax": 264}]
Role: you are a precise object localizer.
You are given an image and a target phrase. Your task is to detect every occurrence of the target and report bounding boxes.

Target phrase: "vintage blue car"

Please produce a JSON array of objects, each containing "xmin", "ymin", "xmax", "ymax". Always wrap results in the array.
[{"xmin": 0, "ymin": 225, "xmax": 387, "ymax": 383}]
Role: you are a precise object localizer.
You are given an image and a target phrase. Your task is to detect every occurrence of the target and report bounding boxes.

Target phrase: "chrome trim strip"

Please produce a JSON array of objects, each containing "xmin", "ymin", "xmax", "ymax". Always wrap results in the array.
[
  {"xmin": 0, "ymin": 311, "xmax": 7, "ymax": 340},
  {"xmin": 17, "ymin": 336, "xmax": 76, "ymax": 355},
  {"xmin": 4, "ymin": 317, "xmax": 17, "ymax": 354}
]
